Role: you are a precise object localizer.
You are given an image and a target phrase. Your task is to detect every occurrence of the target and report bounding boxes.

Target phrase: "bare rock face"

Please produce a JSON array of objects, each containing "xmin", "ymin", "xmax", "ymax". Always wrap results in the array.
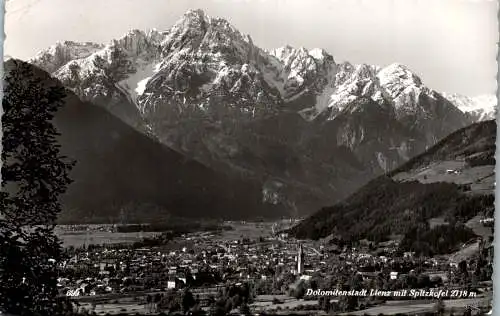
[{"xmin": 30, "ymin": 9, "xmax": 475, "ymax": 216}]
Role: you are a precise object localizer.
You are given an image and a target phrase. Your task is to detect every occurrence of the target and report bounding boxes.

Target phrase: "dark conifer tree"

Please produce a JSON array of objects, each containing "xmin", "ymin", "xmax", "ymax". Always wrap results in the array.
[{"xmin": 0, "ymin": 61, "xmax": 75, "ymax": 315}]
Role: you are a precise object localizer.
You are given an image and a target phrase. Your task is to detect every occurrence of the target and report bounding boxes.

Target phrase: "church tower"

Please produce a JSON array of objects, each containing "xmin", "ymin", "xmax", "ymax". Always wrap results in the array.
[{"xmin": 297, "ymin": 244, "xmax": 304, "ymax": 275}]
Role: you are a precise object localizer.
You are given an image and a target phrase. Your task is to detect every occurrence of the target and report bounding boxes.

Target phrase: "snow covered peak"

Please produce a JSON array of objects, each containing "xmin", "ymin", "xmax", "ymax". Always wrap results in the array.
[
  {"xmin": 184, "ymin": 8, "xmax": 210, "ymax": 21},
  {"xmin": 271, "ymin": 45, "xmax": 292, "ymax": 54},
  {"xmin": 266, "ymin": 45, "xmax": 337, "ymax": 99},
  {"xmin": 308, "ymin": 48, "xmax": 332, "ymax": 62},
  {"xmin": 442, "ymin": 92, "xmax": 497, "ymax": 121},
  {"xmin": 377, "ymin": 63, "xmax": 422, "ymax": 87},
  {"xmin": 30, "ymin": 29, "xmax": 166, "ymax": 78},
  {"xmin": 175, "ymin": 9, "xmax": 210, "ymax": 31},
  {"xmin": 371, "ymin": 63, "xmax": 429, "ymax": 115},
  {"xmin": 353, "ymin": 63, "xmax": 379, "ymax": 79},
  {"xmin": 164, "ymin": 9, "xmax": 210, "ymax": 34},
  {"xmin": 110, "ymin": 29, "xmax": 166, "ymax": 59},
  {"xmin": 270, "ymin": 45, "xmax": 334, "ymax": 69},
  {"xmin": 159, "ymin": 8, "xmax": 254, "ymax": 62},
  {"xmin": 28, "ymin": 9, "xmax": 474, "ymax": 135},
  {"xmin": 305, "ymin": 60, "xmax": 446, "ymax": 121},
  {"xmin": 271, "ymin": 46, "xmax": 314, "ymax": 63},
  {"xmin": 270, "ymin": 45, "xmax": 296, "ymax": 63},
  {"xmin": 30, "ymin": 41, "xmax": 104, "ymax": 73}
]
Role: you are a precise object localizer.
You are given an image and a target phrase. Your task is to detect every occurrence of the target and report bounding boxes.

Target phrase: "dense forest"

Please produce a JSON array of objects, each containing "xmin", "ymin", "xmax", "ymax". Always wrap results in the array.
[
  {"xmin": 399, "ymin": 223, "xmax": 477, "ymax": 256},
  {"xmin": 290, "ymin": 176, "xmax": 493, "ymax": 249}
]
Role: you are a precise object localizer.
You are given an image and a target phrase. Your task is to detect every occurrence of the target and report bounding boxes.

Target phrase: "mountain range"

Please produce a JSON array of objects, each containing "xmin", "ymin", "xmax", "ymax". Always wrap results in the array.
[
  {"xmin": 442, "ymin": 93, "xmax": 497, "ymax": 122},
  {"xmin": 4, "ymin": 60, "xmax": 288, "ymax": 223},
  {"xmin": 26, "ymin": 9, "xmax": 495, "ymax": 218}
]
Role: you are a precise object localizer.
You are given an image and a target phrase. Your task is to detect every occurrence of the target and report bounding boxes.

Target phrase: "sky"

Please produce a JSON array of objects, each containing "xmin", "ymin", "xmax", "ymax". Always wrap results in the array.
[{"xmin": 4, "ymin": 0, "xmax": 498, "ymax": 96}]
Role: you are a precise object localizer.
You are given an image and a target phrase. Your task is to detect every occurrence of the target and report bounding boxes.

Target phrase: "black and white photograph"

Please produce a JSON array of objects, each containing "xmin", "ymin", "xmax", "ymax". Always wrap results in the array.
[{"xmin": 1, "ymin": 0, "xmax": 497, "ymax": 315}]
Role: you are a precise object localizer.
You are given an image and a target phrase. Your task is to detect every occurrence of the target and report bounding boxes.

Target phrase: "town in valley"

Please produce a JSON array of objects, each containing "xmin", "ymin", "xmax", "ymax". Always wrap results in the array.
[{"xmin": 56, "ymin": 218, "xmax": 493, "ymax": 316}]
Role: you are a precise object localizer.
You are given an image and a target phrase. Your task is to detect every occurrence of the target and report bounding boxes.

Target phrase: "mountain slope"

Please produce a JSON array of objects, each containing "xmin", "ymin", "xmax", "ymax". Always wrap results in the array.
[
  {"xmin": 4, "ymin": 59, "xmax": 287, "ymax": 223},
  {"xmin": 290, "ymin": 120, "xmax": 495, "ymax": 243},
  {"xmin": 29, "ymin": 9, "xmax": 473, "ymax": 215}
]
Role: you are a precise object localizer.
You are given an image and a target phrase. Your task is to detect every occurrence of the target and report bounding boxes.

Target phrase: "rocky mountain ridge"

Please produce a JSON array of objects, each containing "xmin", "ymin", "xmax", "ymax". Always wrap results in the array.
[
  {"xmin": 442, "ymin": 93, "xmax": 497, "ymax": 121},
  {"xmin": 29, "ymin": 9, "xmax": 477, "ymax": 216}
]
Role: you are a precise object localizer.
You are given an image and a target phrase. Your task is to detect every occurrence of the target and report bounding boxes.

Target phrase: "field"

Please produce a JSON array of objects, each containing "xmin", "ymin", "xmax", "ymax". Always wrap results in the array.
[
  {"xmin": 393, "ymin": 160, "xmax": 494, "ymax": 195},
  {"xmin": 55, "ymin": 226, "xmax": 160, "ymax": 248},
  {"xmin": 341, "ymin": 294, "xmax": 492, "ymax": 315},
  {"xmin": 466, "ymin": 215, "xmax": 493, "ymax": 238},
  {"xmin": 211, "ymin": 221, "xmax": 275, "ymax": 241},
  {"xmin": 79, "ymin": 302, "xmax": 146, "ymax": 315},
  {"xmin": 250, "ymin": 295, "xmax": 322, "ymax": 312},
  {"xmin": 428, "ymin": 217, "xmax": 449, "ymax": 229},
  {"xmin": 448, "ymin": 241, "xmax": 480, "ymax": 264},
  {"xmin": 55, "ymin": 220, "xmax": 289, "ymax": 248},
  {"xmin": 445, "ymin": 214, "xmax": 493, "ymax": 263}
]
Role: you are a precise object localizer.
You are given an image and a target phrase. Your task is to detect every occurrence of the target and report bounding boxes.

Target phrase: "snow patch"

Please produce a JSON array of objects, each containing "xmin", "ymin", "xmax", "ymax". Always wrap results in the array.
[
  {"xmin": 136, "ymin": 77, "xmax": 150, "ymax": 95},
  {"xmin": 308, "ymin": 48, "xmax": 326, "ymax": 61},
  {"xmin": 117, "ymin": 61, "xmax": 158, "ymax": 103},
  {"xmin": 376, "ymin": 152, "xmax": 388, "ymax": 172},
  {"xmin": 314, "ymin": 66, "xmax": 339, "ymax": 113}
]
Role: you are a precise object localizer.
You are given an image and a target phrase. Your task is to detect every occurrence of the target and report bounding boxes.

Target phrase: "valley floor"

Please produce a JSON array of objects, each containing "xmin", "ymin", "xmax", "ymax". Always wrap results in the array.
[{"xmin": 55, "ymin": 220, "xmax": 493, "ymax": 315}]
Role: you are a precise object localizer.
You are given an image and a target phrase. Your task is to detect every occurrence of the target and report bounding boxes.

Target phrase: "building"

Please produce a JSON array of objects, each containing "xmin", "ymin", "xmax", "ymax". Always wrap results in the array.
[{"xmin": 297, "ymin": 244, "xmax": 304, "ymax": 275}]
